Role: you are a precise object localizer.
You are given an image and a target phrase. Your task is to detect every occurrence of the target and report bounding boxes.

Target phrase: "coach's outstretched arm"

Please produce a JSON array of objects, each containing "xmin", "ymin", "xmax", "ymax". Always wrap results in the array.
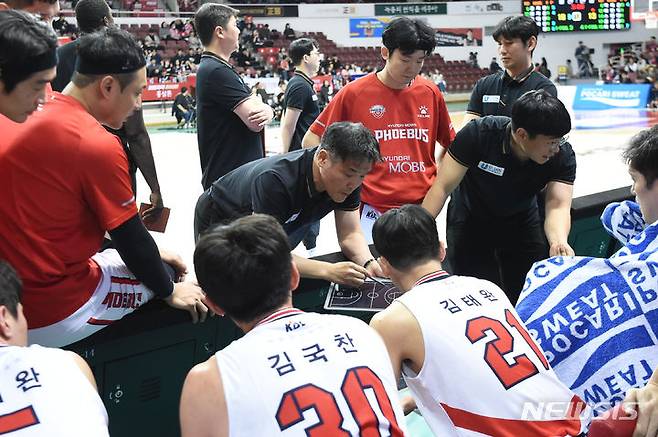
[
  {"xmin": 421, "ymin": 152, "xmax": 468, "ymax": 218},
  {"xmin": 544, "ymin": 181, "xmax": 575, "ymax": 257}
]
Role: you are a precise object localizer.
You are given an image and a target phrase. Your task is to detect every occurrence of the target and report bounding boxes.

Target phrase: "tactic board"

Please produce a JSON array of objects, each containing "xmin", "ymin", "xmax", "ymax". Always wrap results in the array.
[{"xmin": 324, "ymin": 279, "xmax": 402, "ymax": 312}]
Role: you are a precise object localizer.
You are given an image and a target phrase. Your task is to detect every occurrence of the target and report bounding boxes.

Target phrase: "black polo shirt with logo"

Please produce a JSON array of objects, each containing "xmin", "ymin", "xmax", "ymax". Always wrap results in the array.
[
  {"xmin": 196, "ymin": 52, "xmax": 264, "ymax": 190},
  {"xmin": 283, "ymin": 71, "xmax": 320, "ymax": 151},
  {"xmin": 467, "ymin": 68, "xmax": 557, "ymax": 117},
  {"xmin": 209, "ymin": 147, "xmax": 360, "ymax": 237},
  {"xmin": 447, "ymin": 116, "xmax": 576, "ymax": 227}
]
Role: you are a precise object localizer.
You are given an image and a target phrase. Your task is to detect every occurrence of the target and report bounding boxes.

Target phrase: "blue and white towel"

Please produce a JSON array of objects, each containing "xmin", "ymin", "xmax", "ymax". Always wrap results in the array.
[{"xmin": 516, "ymin": 201, "xmax": 658, "ymax": 416}]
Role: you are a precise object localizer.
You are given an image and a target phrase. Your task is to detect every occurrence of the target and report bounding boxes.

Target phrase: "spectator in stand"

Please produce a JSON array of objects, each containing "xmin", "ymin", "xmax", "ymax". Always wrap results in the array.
[
  {"xmin": 169, "ymin": 21, "xmax": 181, "ymax": 40},
  {"xmin": 283, "ymin": 22, "xmax": 295, "ymax": 40},
  {"xmin": 195, "ymin": 3, "xmax": 273, "ymax": 189},
  {"xmin": 144, "ymin": 31, "xmax": 160, "ymax": 49},
  {"xmin": 159, "ymin": 20, "xmax": 169, "ymax": 40},
  {"xmin": 182, "ymin": 18, "xmax": 193, "ymax": 38},
  {"xmin": 0, "ymin": 10, "xmax": 57, "ymax": 124},
  {"xmin": 188, "ymin": 29, "xmax": 201, "ymax": 49},
  {"xmin": 161, "ymin": 58, "xmax": 174, "ymax": 80},
  {"xmin": 646, "ymin": 35, "xmax": 657, "ymax": 53},
  {"xmin": 318, "ymin": 79, "xmax": 331, "ymax": 108},
  {"xmin": 260, "ymin": 23, "xmax": 271, "ymax": 41},
  {"xmin": 146, "ymin": 58, "xmax": 161, "ymax": 78},
  {"xmin": 489, "ymin": 56, "xmax": 501, "ymax": 73}
]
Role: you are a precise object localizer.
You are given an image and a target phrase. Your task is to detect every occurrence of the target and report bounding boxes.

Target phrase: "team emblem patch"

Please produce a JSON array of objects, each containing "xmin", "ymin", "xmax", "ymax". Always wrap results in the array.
[
  {"xmin": 477, "ymin": 161, "xmax": 505, "ymax": 176},
  {"xmin": 369, "ymin": 104, "xmax": 386, "ymax": 119},
  {"xmin": 418, "ymin": 105, "xmax": 430, "ymax": 118}
]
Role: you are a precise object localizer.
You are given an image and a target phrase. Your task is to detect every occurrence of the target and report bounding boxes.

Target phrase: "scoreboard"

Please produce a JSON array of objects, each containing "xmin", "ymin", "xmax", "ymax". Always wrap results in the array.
[{"xmin": 523, "ymin": 0, "xmax": 631, "ymax": 32}]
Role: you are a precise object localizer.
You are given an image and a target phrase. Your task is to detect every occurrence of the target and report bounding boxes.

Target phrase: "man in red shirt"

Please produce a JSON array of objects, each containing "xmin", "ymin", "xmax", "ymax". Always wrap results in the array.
[
  {"xmin": 0, "ymin": 27, "xmax": 206, "ymax": 347},
  {"xmin": 302, "ymin": 17, "xmax": 455, "ymax": 243},
  {"xmin": 0, "ymin": 10, "xmax": 57, "ymax": 123}
]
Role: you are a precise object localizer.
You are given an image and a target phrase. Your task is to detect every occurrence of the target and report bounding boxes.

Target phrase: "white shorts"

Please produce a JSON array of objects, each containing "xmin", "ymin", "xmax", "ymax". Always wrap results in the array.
[
  {"xmin": 28, "ymin": 249, "xmax": 156, "ymax": 348},
  {"xmin": 359, "ymin": 203, "xmax": 382, "ymax": 245}
]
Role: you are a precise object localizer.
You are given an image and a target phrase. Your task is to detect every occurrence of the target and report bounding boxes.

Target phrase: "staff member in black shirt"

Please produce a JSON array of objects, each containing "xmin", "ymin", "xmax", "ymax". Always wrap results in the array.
[
  {"xmin": 194, "ymin": 121, "xmax": 384, "ymax": 287},
  {"xmin": 423, "ymin": 90, "xmax": 576, "ymax": 303},
  {"xmin": 464, "ymin": 16, "xmax": 556, "ymax": 125},
  {"xmin": 281, "ymin": 38, "xmax": 321, "ymax": 153},
  {"xmin": 194, "ymin": 4, "xmax": 274, "ymax": 190}
]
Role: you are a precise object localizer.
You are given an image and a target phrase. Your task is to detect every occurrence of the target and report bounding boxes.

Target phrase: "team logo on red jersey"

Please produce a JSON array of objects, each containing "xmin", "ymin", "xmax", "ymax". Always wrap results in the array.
[
  {"xmin": 418, "ymin": 105, "xmax": 430, "ymax": 118},
  {"xmin": 369, "ymin": 104, "xmax": 386, "ymax": 119}
]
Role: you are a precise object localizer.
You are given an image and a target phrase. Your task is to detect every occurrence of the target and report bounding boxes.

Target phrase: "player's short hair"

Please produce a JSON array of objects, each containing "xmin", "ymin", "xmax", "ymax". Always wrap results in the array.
[
  {"xmin": 181, "ymin": 86, "xmax": 188, "ymax": 93},
  {"xmin": 372, "ymin": 205, "xmax": 440, "ymax": 270},
  {"xmin": 382, "ymin": 17, "xmax": 436, "ymax": 56},
  {"xmin": 195, "ymin": 3, "xmax": 238, "ymax": 47},
  {"xmin": 75, "ymin": 0, "xmax": 111, "ymax": 34},
  {"xmin": 288, "ymin": 38, "xmax": 318, "ymax": 66},
  {"xmin": 72, "ymin": 27, "xmax": 145, "ymax": 91},
  {"xmin": 511, "ymin": 90, "xmax": 571, "ymax": 139},
  {"xmin": 492, "ymin": 15, "xmax": 539, "ymax": 47},
  {"xmin": 319, "ymin": 121, "xmax": 381, "ymax": 164},
  {"xmin": 0, "ymin": 10, "xmax": 57, "ymax": 93},
  {"xmin": 194, "ymin": 214, "xmax": 292, "ymax": 324},
  {"xmin": 0, "ymin": 261, "xmax": 22, "ymax": 319},
  {"xmin": 623, "ymin": 125, "xmax": 658, "ymax": 188}
]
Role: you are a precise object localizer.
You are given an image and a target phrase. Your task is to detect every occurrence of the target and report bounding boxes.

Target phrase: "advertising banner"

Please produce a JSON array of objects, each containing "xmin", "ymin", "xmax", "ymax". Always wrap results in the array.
[
  {"xmin": 374, "ymin": 3, "xmax": 446, "ymax": 15},
  {"xmin": 435, "ymin": 28, "xmax": 483, "ymax": 46},
  {"xmin": 573, "ymin": 84, "xmax": 651, "ymax": 110},
  {"xmin": 349, "ymin": 18, "xmax": 392, "ymax": 38}
]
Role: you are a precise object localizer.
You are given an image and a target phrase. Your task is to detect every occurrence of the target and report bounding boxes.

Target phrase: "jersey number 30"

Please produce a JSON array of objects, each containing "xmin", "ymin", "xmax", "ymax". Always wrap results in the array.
[
  {"xmin": 466, "ymin": 309, "xmax": 550, "ymax": 389},
  {"xmin": 275, "ymin": 366, "xmax": 403, "ymax": 436}
]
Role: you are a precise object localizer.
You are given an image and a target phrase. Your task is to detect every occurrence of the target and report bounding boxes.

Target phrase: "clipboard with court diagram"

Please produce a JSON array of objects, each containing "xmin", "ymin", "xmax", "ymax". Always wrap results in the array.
[{"xmin": 324, "ymin": 278, "xmax": 403, "ymax": 312}]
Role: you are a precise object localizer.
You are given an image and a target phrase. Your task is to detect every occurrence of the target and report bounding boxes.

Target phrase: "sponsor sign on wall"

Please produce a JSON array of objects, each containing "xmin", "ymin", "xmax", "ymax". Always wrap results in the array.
[
  {"xmin": 435, "ymin": 28, "xmax": 483, "ymax": 46},
  {"xmin": 573, "ymin": 84, "xmax": 651, "ymax": 110},
  {"xmin": 349, "ymin": 18, "xmax": 393, "ymax": 38}
]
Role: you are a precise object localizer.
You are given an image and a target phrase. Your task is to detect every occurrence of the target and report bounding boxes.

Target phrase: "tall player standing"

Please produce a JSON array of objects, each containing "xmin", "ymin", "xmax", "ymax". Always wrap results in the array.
[
  {"xmin": 302, "ymin": 17, "xmax": 454, "ymax": 241},
  {"xmin": 181, "ymin": 215, "xmax": 407, "ymax": 436},
  {"xmin": 370, "ymin": 205, "xmax": 591, "ymax": 436}
]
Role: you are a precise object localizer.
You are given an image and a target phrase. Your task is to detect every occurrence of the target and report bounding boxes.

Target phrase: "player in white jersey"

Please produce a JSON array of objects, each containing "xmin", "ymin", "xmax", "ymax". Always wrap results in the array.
[
  {"xmin": 369, "ymin": 205, "xmax": 592, "ymax": 436},
  {"xmin": 0, "ymin": 261, "xmax": 109, "ymax": 436},
  {"xmin": 180, "ymin": 214, "xmax": 407, "ymax": 437}
]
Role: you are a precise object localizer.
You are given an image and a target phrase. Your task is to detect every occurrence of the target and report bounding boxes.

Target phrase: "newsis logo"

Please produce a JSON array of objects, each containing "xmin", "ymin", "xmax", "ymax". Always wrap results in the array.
[{"xmin": 369, "ymin": 104, "xmax": 386, "ymax": 119}]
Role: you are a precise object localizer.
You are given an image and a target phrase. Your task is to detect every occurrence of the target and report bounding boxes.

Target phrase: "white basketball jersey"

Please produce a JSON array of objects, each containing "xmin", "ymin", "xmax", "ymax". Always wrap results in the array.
[
  {"xmin": 216, "ymin": 308, "xmax": 407, "ymax": 436},
  {"xmin": 0, "ymin": 344, "xmax": 109, "ymax": 436},
  {"xmin": 396, "ymin": 271, "xmax": 591, "ymax": 437}
]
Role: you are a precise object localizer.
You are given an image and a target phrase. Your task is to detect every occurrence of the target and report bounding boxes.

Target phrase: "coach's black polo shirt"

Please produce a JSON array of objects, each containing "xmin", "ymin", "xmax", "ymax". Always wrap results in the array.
[
  {"xmin": 209, "ymin": 147, "xmax": 360, "ymax": 236},
  {"xmin": 467, "ymin": 67, "xmax": 557, "ymax": 117},
  {"xmin": 197, "ymin": 52, "xmax": 264, "ymax": 190},
  {"xmin": 448, "ymin": 116, "xmax": 576, "ymax": 227},
  {"xmin": 283, "ymin": 71, "xmax": 320, "ymax": 151}
]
